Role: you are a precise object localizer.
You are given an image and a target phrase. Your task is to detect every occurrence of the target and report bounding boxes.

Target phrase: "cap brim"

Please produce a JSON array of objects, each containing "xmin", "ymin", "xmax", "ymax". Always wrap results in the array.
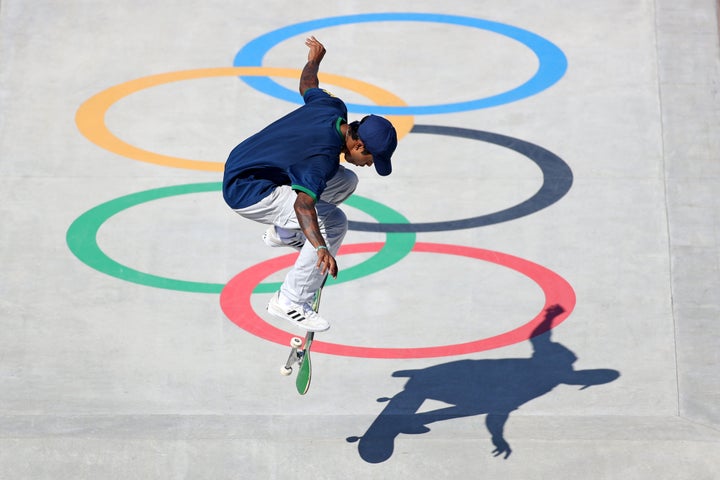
[{"xmin": 373, "ymin": 154, "xmax": 392, "ymax": 176}]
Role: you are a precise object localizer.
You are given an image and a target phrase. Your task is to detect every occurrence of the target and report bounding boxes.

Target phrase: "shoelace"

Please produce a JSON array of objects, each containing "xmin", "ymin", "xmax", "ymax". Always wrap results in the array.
[{"xmin": 300, "ymin": 304, "xmax": 321, "ymax": 318}]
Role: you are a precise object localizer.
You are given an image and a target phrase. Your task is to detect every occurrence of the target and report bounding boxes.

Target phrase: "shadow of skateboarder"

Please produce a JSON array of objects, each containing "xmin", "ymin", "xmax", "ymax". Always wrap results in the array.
[{"xmin": 347, "ymin": 305, "xmax": 620, "ymax": 463}]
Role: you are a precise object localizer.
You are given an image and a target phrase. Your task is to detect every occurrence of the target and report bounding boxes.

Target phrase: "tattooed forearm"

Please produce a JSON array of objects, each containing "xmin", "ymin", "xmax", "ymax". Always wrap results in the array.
[
  {"xmin": 294, "ymin": 192, "xmax": 325, "ymax": 248},
  {"xmin": 299, "ymin": 61, "xmax": 320, "ymax": 94}
]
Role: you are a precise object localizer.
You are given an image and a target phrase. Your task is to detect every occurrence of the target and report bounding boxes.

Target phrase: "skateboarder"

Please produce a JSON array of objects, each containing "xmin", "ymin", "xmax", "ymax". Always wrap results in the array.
[{"xmin": 222, "ymin": 36, "xmax": 398, "ymax": 332}]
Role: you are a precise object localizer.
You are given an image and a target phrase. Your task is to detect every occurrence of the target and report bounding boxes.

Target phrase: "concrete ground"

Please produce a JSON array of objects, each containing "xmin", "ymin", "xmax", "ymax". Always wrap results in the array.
[{"xmin": 1, "ymin": 0, "xmax": 719, "ymax": 478}]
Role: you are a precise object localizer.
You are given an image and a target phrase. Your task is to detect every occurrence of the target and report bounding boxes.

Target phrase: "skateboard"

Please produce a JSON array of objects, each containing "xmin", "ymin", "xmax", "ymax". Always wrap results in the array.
[{"xmin": 280, "ymin": 282, "xmax": 325, "ymax": 395}]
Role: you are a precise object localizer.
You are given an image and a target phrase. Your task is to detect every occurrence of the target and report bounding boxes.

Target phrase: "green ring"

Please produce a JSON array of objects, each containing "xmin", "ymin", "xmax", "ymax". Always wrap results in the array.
[{"xmin": 66, "ymin": 182, "xmax": 415, "ymax": 293}]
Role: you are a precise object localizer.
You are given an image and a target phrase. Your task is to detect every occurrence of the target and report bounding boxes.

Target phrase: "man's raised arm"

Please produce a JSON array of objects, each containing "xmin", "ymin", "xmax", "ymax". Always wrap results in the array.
[{"xmin": 299, "ymin": 36, "xmax": 326, "ymax": 95}]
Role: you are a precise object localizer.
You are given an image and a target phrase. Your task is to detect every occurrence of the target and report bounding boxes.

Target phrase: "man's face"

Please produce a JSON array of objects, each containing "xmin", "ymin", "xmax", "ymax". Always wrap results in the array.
[
  {"xmin": 343, "ymin": 139, "xmax": 374, "ymax": 168},
  {"xmin": 344, "ymin": 149, "xmax": 374, "ymax": 168}
]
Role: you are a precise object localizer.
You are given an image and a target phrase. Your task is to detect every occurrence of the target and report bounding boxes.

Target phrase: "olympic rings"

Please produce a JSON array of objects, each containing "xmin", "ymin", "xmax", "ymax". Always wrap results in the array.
[
  {"xmin": 220, "ymin": 242, "xmax": 576, "ymax": 358},
  {"xmin": 233, "ymin": 13, "xmax": 567, "ymax": 115},
  {"xmin": 68, "ymin": 13, "xmax": 576, "ymax": 358},
  {"xmin": 348, "ymin": 124, "xmax": 573, "ymax": 233},
  {"xmin": 66, "ymin": 183, "xmax": 415, "ymax": 294},
  {"xmin": 75, "ymin": 67, "xmax": 414, "ymax": 172}
]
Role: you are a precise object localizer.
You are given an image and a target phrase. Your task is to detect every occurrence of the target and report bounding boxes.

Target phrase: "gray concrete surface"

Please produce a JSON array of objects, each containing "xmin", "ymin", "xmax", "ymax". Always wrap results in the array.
[{"xmin": 1, "ymin": 0, "xmax": 719, "ymax": 478}]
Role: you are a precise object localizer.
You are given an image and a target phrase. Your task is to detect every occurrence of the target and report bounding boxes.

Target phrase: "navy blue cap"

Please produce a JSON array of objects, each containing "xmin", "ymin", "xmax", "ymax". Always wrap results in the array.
[{"xmin": 357, "ymin": 115, "xmax": 397, "ymax": 176}]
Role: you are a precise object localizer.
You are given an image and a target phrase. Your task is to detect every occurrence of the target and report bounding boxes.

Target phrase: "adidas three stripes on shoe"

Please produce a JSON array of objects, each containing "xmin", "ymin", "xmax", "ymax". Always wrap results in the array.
[{"xmin": 266, "ymin": 292, "xmax": 330, "ymax": 332}]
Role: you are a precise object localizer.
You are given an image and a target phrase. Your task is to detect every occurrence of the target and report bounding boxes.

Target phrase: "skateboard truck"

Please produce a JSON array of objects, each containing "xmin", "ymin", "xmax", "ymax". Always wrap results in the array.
[{"xmin": 280, "ymin": 336, "xmax": 305, "ymax": 376}]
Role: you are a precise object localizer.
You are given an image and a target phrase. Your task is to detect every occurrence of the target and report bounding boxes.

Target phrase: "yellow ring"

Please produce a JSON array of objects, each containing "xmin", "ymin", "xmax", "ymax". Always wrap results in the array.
[{"xmin": 75, "ymin": 67, "xmax": 414, "ymax": 172}]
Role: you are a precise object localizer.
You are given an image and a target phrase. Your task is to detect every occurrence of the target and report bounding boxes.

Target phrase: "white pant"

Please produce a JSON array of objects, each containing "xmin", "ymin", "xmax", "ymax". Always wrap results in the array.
[{"xmin": 232, "ymin": 165, "xmax": 359, "ymax": 304}]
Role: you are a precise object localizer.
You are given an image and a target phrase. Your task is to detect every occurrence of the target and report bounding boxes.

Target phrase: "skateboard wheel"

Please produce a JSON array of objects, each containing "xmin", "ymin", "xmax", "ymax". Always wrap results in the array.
[
  {"xmin": 290, "ymin": 337, "xmax": 302, "ymax": 348},
  {"xmin": 280, "ymin": 365, "xmax": 292, "ymax": 376}
]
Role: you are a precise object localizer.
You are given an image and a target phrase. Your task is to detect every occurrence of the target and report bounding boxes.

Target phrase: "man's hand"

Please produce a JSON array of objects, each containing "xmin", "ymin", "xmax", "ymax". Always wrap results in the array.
[
  {"xmin": 299, "ymin": 36, "xmax": 325, "ymax": 95},
  {"xmin": 316, "ymin": 247, "xmax": 338, "ymax": 279},
  {"xmin": 305, "ymin": 36, "xmax": 326, "ymax": 64}
]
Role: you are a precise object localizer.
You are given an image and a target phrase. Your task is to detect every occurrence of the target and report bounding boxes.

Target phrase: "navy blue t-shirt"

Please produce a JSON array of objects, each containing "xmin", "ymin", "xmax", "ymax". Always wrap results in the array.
[{"xmin": 222, "ymin": 88, "xmax": 347, "ymax": 209}]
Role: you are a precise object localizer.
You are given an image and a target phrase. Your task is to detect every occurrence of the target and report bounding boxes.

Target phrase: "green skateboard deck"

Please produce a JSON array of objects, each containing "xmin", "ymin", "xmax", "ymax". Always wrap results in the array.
[
  {"xmin": 295, "ymin": 332, "xmax": 314, "ymax": 394},
  {"xmin": 280, "ymin": 279, "xmax": 325, "ymax": 395}
]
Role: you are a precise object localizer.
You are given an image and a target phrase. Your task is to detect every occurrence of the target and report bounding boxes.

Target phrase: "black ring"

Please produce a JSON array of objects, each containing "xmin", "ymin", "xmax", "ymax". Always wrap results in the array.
[{"xmin": 348, "ymin": 125, "xmax": 573, "ymax": 233}]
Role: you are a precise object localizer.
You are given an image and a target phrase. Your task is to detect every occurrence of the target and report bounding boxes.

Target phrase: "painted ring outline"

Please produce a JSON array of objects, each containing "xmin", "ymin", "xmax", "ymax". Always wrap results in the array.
[
  {"xmin": 75, "ymin": 67, "xmax": 414, "ymax": 172},
  {"xmin": 349, "ymin": 125, "xmax": 573, "ymax": 233},
  {"xmin": 233, "ymin": 13, "xmax": 568, "ymax": 115},
  {"xmin": 65, "ymin": 182, "xmax": 416, "ymax": 294},
  {"xmin": 219, "ymin": 241, "xmax": 576, "ymax": 358}
]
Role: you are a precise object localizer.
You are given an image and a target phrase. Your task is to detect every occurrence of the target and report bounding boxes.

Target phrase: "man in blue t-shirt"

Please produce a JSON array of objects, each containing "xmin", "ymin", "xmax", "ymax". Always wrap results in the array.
[{"xmin": 223, "ymin": 37, "xmax": 398, "ymax": 332}]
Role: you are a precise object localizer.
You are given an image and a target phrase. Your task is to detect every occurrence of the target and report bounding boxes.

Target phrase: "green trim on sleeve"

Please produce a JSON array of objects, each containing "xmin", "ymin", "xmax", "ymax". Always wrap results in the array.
[
  {"xmin": 302, "ymin": 87, "xmax": 321, "ymax": 100},
  {"xmin": 335, "ymin": 116, "xmax": 346, "ymax": 140},
  {"xmin": 292, "ymin": 184, "xmax": 318, "ymax": 202}
]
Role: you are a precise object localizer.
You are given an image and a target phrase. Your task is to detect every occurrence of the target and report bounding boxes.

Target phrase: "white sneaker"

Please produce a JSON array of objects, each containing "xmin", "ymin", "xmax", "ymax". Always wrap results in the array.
[
  {"xmin": 267, "ymin": 292, "xmax": 330, "ymax": 332},
  {"xmin": 262, "ymin": 225, "xmax": 305, "ymax": 251}
]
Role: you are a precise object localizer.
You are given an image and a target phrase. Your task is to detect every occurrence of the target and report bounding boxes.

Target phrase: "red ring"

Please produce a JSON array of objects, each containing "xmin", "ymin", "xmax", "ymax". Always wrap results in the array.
[{"xmin": 219, "ymin": 242, "xmax": 576, "ymax": 358}]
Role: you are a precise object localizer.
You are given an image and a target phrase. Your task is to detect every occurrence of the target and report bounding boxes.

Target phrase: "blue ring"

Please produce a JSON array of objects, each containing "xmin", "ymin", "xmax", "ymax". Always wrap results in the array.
[{"xmin": 233, "ymin": 13, "xmax": 567, "ymax": 115}]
